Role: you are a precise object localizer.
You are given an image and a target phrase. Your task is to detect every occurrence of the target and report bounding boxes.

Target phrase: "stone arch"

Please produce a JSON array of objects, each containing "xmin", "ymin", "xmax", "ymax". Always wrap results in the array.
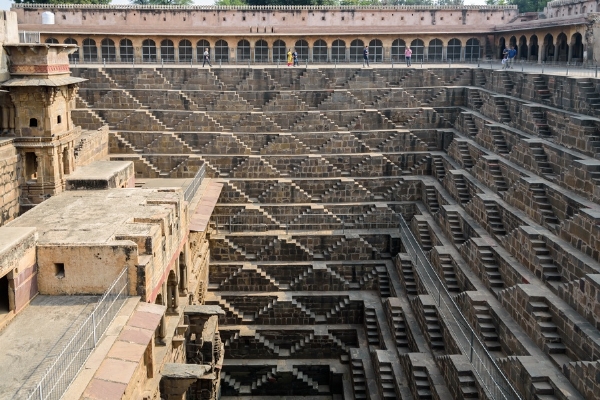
[
  {"xmin": 197, "ymin": 39, "xmax": 211, "ymax": 62},
  {"xmin": 465, "ymin": 38, "xmax": 480, "ymax": 61},
  {"xmin": 543, "ymin": 33, "xmax": 554, "ymax": 62},
  {"xmin": 255, "ymin": 39, "xmax": 268, "ymax": 62},
  {"xmin": 237, "ymin": 39, "xmax": 251, "ymax": 61},
  {"xmin": 498, "ymin": 37, "xmax": 506, "ymax": 59},
  {"xmin": 65, "ymin": 38, "xmax": 79, "ymax": 61},
  {"xmin": 313, "ymin": 39, "xmax": 328, "ymax": 62},
  {"xmin": 101, "ymin": 38, "xmax": 116, "ymax": 61},
  {"xmin": 529, "ymin": 35, "xmax": 539, "ymax": 60},
  {"xmin": 332, "ymin": 39, "xmax": 346, "ymax": 62},
  {"xmin": 509, "ymin": 35, "xmax": 518, "ymax": 52},
  {"xmin": 391, "ymin": 38, "xmax": 406, "ymax": 61},
  {"xmin": 160, "ymin": 39, "xmax": 175, "ymax": 62},
  {"xmin": 428, "ymin": 38, "xmax": 443, "ymax": 61},
  {"xmin": 369, "ymin": 39, "xmax": 383, "ymax": 62},
  {"xmin": 179, "ymin": 39, "xmax": 192, "ymax": 62},
  {"xmin": 518, "ymin": 36, "xmax": 527, "ymax": 59},
  {"xmin": 82, "ymin": 38, "xmax": 97, "ymax": 62},
  {"xmin": 120, "ymin": 38, "xmax": 134, "ymax": 62},
  {"xmin": 45, "ymin": 38, "xmax": 58, "ymax": 44},
  {"xmin": 142, "ymin": 39, "xmax": 157, "ymax": 62},
  {"xmin": 447, "ymin": 38, "xmax": 461, "ymax": 61},
  {"xmin": 570, "ymin": 32, "xmax": 584, "ymax": 62},
  {"xmin": 556, "ymin": 32, "xmax": 568, "ymax": 61},
  {"xmin": 273, "ymin": 39, "xmax": 287, "ymax": 62},
  {"xmin": 350, "ymin": 39, "xmax": 364, "ymax": 62},
  {"xmin": 410, "ymin": 39, "xmax": 424, "ymax": 61},
  {"xmin": 294, "ymin": 39, "xmax": 308, "ymax": 61}
]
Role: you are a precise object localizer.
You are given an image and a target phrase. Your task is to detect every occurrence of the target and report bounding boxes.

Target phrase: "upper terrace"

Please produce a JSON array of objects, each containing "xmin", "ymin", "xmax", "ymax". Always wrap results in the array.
[{"xmin": 13, "ymin": 4, "xmax": 517, "ymax": 36}]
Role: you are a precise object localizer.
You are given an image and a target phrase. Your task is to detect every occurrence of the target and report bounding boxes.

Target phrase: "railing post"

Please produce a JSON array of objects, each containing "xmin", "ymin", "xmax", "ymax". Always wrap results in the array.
[
  {"xmin": 92, "ymin": 311, "xmax": 97, "ymax": 345},
  {"xmin": 103, "ymin": 58, "xmax": 106, "ymax": 68},
  {"xmin": 470, "ymin": 330, "xmax": 474, "ymax": 362},
  {"xmin": 38, "ymin": 385, "xmax": 43, "ymax": 400}
]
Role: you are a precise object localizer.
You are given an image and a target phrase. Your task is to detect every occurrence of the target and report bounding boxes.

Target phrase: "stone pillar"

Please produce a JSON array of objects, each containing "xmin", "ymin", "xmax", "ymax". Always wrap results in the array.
[
  {"xmin": 9, "ymin": 106, "xmax": 15, "ymax": 131},
  {"xmin": 2, "ymin": 107, "xmax": 8, "ymax": 132},
  {"xmin": 160, "ymin": 364, "xmax": 211, "ymax": 400},
  {"xmin": 442, "ymin": 46, "xmax": 447, "ymax": 62},
  {"xmin": 115, "ymin": 45, "xmax": 120, "ymax": 62},
  {"xmin": 553, "ymin": 40, "xmax": 559, "ymax": 62},
  {"xmin": 167, "ymin": 271, "xmax": 179, "ymax": 315},
  {"xmin": 328, "ymin": 45, "xmax": 332, "ymax": 63},
  {"xmin": 179, "ymin": 249, "xmax": 188, "ymax": 296},
  {"xmin": 539, "ymin": 44, "xmax": 545, "ymax": 64},
  {"xmin": 568, "ymin": 42, "xmax": 573, "ymax": 62},
  {"xmin": 156, "ymin": 284, "xmax": 167, "ymax": 346},
  {"xmin": 460, "ymin": 45, "xmax": 466, "ymax": 62},
  {"xmin": 192, "ymin": 45, "xmax": 197, "ymax": 63}
]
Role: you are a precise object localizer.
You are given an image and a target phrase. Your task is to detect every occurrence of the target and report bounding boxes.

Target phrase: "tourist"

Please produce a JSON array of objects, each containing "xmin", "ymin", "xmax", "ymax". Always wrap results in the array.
[
  {"xmin": 287, "ymin": 49, "xmax": 293, "ymax": 67},
  {"xmin": 508, "ymin": 45, "xmax": 517, "ymax": 69},
  {"xmin": 363, "ymin": 45, "xmax": 369, "ymax": 67},
  {"xmin": 405, "ymin": 46, "xmax": 412, "ymax": 67},
  {"xmin": 202, "ymin": 48, "xmax": 212, "ymax": 68},
  {"xmin": 502, "ymin": 46, "xmax": 509, "ymax": 69},
  {"xmin": 292, "ymin": 49, "xmax": 299, "ymax": 67}
]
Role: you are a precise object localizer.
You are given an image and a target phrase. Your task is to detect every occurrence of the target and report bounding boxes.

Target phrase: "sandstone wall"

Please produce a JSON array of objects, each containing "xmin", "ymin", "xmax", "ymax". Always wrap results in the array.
[{"xmin": 0, "ymin": 141, "xmax": 20, "ymax": 226}]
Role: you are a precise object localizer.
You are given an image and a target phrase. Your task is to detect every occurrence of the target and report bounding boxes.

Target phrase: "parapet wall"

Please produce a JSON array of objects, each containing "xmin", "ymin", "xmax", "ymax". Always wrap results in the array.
[{"xmin": 13, "ymin": 4, "xmax": 516, "ymax": 34}]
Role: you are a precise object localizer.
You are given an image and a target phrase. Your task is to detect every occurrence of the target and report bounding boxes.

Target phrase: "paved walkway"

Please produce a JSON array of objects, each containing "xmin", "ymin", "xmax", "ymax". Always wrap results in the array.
[
  {"xmin": 72, "ymin": 60, "xmax": 600, "ymax": 78},
  {"xmin": 0, "ymin": 295, "xmax": 99, "ymax": 399}
]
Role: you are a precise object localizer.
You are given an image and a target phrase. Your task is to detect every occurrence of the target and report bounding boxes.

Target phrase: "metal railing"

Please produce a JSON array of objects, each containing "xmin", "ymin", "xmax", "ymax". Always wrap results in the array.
[
  {"xmin": 26, "ymin": 268, "xmax": 129, "ymax": 400},
  {"xmin": 398, "ymin": 215, "xmax": 521, "ymax": 400},
  {"xmin": 184, "ymin": 164, "xmax": 206, "ymax": 203},
  {"xmin": 210, "ymin": 213, "xmax": 400, "ymax": 233}
]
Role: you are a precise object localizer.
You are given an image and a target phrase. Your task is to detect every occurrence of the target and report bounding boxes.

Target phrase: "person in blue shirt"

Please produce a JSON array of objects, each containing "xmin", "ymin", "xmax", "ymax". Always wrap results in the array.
[
  {"xmin": 363, "ymin": 46, "xmax": 370, "ymax": 67},
  {"xmin": 507, "ymin": 46, "xmax": 517, "ymax": 69}
]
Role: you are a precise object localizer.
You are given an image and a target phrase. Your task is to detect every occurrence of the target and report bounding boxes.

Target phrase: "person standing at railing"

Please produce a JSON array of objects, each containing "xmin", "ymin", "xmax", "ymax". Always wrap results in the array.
[
  {"xmin": 405, "ymin": 46, "xmax": 412, "ymax": 67},
  {"xmin": 363, "ymin": 45, "xmax": 370, "ymax": 67},
  {"xmin": 203, "ymin": 48, "xmax": 212, "ymax": 68},
  {"xmin": 287, "ymin": 49, "xmax": 293, "ymax": 67},
  {"xmin": 292, "ymin": 49, "xmax": 299, "ymax": 67},
  {"xmin": 507, "ymin": 46, "xmax": 517, "ymax": 69}
]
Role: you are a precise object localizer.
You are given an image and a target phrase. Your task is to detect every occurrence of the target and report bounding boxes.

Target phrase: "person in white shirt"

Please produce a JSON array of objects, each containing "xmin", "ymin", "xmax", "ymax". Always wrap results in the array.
[{"xmin": 203, "ymin": 48, "xmax": 212, "ymax": 68}]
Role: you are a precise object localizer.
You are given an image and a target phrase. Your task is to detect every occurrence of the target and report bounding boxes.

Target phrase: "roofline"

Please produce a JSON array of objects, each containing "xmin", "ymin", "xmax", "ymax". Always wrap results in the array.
[{"xmin": 11, "ymin": 3, "xmax": 518, "ymax": 11}]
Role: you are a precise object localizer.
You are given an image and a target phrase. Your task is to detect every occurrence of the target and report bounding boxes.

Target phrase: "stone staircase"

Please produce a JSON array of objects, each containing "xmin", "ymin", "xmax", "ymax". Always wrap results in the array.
[
  {"xmin": 484, "ymin": 199, "xmax": 507, "ymax": 236},
  {"xmin": 489, "ymin": 126, "xmax": 509, "ymax": 154},
  {"xmin": 529, "ymin": 143, "xmax": 557, "ymax": 179},
  {"xmin": 447, "ymin": 211, "xmax": 466, "ymax": 246},
  {"xmin": 463, "ymin": 113, "xmax": 478, "ymax": 136},
  {"xmin": 529, "ymin": 183, "xmax": 560, "ymax": 229},
  {"xmin": 425, "ymin": 186, "xmax": 440, "ymax": 213},
  {"xmin": 487, "ymin": 159, "xmax": 508, "ymax": 192},
  {"xmin": 479, "ymin": 247, "xmax": 505, "ymax": 294},
  {"xmin": 531, "ymin": 107, "xmax": 552, "ymax": 137},
  {"xmin": 530, "ymin": 239, "xmax": 563, "ymax": 283},
  {"xmin": 454, "ymin": 174, "xmax": 471, "ymax": 204},
  {"xmin": 351, "ymin": 358, "xmax": 367, "ymax": 399},
  {"xmin": 532, "ymin": 75, "xmax": 552, "ymax": 103},
  {"xmin": 473, "ymin": 302, "xmax": 502, "ymax": 353},
  {"xmin": 457, "ymin": 141, "xmax": 474, "ymax": 169},
  {"xmin": 438, "ymin": 254, "xmax": 460, "ymax": 293},
  {"xmin": 416, "ymin": 220, "xmax": 433, "ymax": 251},
  {"xmin": 494, "ymin": 97, "xmax": 511, "ymax": 123},
  {"xmin": 364, "ymin": 307, "xmax": 381, "ymax": 347},
  {"xmin": 528, "ymin": 301, "xmax": 570, "ymax": 362}
]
